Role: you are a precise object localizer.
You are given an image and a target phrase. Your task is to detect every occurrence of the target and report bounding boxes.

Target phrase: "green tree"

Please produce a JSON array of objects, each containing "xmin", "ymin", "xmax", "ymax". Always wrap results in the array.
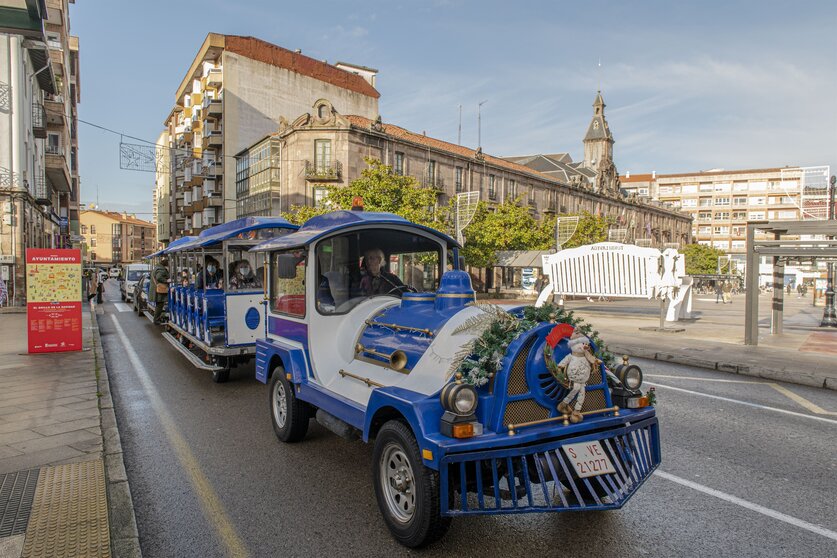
[
  {"xmin": 681, "ymin": 243, "xmax": 727, "ymax": 275},
  {"xmin": 283, "ymin": 158, "xmax": 445, "ymax": 229},
  {"xmin": 461, "ymin": 198, "xmax": 547, "ymax": 267}
]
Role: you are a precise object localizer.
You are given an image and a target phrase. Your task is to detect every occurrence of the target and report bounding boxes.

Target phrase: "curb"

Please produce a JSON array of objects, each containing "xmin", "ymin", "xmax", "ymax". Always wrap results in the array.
[
  {"xmin": 609, "ymin": 344, "xmax": 837, "ymax": 392},
  {"xmin": 89, "ymin": 307, "xmax": 143, "ymax": 558}
]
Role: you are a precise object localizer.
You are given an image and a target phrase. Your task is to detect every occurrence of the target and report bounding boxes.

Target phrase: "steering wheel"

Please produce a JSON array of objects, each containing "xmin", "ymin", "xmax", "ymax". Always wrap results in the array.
[{"xmin": 385, "ymin": 284, "xmax": 417, "ymax": 295}]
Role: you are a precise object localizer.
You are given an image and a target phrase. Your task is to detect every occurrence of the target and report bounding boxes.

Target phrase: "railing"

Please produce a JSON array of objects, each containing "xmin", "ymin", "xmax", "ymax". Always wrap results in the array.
[
  {"xmin": 33, "ymin": 174, "xmax": 51, "ymax": 204},
  {"xmin": 32, "ymin": 102, "xmax": 46, "ymax": 136},
  {"xmin": 304, "ymin": 160, "xmax": 342, "ymax": 181},
  {"xmin": 46, "ymin": 144, "xmax": 62, "ymax": 156}
]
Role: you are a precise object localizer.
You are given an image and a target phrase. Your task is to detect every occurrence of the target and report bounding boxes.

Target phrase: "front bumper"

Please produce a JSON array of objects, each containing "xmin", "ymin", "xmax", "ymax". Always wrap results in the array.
[{"xmin": 439, "ymin": 416, "xmax": 659, "ymax": 516}]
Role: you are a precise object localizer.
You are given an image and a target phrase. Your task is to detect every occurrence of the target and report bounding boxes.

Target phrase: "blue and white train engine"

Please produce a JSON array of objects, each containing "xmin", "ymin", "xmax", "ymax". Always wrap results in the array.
[{"xmin": 252, "ymin": 210, "xmax": 660, "ymax": 547}]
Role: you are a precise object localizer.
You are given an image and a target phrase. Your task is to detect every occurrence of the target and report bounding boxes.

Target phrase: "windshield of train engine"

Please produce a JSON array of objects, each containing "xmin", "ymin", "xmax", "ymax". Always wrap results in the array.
[{"xmin": 315, "ymin": 229, "xmax": 443, "ymax": 315}]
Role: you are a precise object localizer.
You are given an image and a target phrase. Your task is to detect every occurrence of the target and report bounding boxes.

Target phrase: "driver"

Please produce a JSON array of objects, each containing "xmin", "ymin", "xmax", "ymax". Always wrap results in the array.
[{"xmin": 360, "ymin": 248, "xmax": 406, "ymax": 296}]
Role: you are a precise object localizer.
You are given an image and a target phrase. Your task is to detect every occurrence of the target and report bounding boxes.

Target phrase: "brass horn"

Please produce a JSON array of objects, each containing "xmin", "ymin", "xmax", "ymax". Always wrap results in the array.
[{"xmin": 356, "ymin": 343, "xmax": 409, "ymax": 371}]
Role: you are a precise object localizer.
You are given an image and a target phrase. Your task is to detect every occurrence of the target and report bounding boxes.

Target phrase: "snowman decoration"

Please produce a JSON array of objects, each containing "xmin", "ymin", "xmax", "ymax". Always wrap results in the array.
[{"xmin": 556, "ymin": 332, "xmax": 599, "ymax": 423}]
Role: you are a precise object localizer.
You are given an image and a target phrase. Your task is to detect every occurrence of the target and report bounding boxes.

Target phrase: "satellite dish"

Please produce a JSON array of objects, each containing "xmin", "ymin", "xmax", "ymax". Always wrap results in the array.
[
  {"xmin": 556, "ymin": 216, "xmax": 580, "ymax": 250},
  {"xmin": 454, "ymin": 191, "xmax": 479, "ymax": 245},
  {"xmin": 608, "ymin": 228, "xmax": 627, "ymax": 243}
]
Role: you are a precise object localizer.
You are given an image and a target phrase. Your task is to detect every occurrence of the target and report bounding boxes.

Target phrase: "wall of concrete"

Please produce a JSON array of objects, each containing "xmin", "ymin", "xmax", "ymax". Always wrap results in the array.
[{"xmin": 221, "ymin": 52, "xmax": 379, "ymax": 220}]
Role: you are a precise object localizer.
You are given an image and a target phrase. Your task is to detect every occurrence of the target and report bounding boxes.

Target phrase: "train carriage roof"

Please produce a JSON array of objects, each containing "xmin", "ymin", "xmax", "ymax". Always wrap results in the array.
[
  {"xmin": 146, "ymin": 235, "xmax": 198, "ymax": 258},
  {"xmin": 167, "ymin": 217, "xmax": 298, "ymax": 253},
  {"xmin": 250, "ymin": 210, "xmax": 459, "ymax": 252}
]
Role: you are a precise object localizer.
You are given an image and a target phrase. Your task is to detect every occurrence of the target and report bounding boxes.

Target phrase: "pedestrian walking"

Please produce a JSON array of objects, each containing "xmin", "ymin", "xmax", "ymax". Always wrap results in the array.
[
  {"xmin": 722, "ymin": 280, "xmax": 732, "ymax": 304},
  {"xmin": 0, "ymin": 275, "xmax": 7, "ymax": 307},
  {"xmin": 152, "ymin": 257, "xmax": 170, "ymax": 324},
  {"xmin": 715, "ymin": 281, "xmax": 723, "ymax": 303},
  {"xmin": 87, "ymin": 271, "xmax": 98, "ymax": 303}
]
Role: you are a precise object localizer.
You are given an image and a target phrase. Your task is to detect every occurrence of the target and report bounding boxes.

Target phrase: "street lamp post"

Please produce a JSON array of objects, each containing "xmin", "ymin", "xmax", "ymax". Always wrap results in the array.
[
  {"xmin": 821, "ymin": 174, "xmax": 837, "ymax": 327},
  {"xmin": 477, "ymin": 100, "xmax": 487, "ymax": 149}
]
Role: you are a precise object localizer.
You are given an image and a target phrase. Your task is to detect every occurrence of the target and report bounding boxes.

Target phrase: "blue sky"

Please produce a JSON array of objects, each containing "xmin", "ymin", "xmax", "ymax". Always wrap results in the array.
[{"xmin": 71, "ymin": 0, "xmax": 837, "ymax": 217}]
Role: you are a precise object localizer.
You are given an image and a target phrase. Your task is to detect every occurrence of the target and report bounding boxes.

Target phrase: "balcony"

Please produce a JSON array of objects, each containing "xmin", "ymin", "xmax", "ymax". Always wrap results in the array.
[
  {"xmin": 205, "ymin": 159, "xmax": 223, "ymax": 177},
  {"xmin": 207, "ymin": 130, "xmax": 223, "ymax": 147},
  {"xmin": 44, "ymin": 96, "xmax": 64, "ymax": 127},
  {"xmin": 32, "ymin": 102, "xmax": 46, "ymax": 138},
  {"xmin": 304, "ymin": 161, "xmax": 342, "ymax": 181},
  {"xmin": 206, "ymin": 68, "xmax": 223, "ymax": 87},
  {"xmin": 33, "ymin": 174, "xmax": 51, "ymax": 205},
  {"xmin": 204, "ymin": 97, "xmax": 222, "ymax": 116},
  {"xmin": 45, "ymin": 145, "xmax": 71, "ymax": 192}
]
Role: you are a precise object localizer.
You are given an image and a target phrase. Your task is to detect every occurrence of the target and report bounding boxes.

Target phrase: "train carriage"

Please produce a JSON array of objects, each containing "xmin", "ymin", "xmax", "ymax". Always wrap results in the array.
[
  {"xmin": 147, "ymin": 217, "xmax": 297, "ymax": 382},
  {"xmin": 251, "ymin": 208, "xmax": 660, "ymax": 547}
]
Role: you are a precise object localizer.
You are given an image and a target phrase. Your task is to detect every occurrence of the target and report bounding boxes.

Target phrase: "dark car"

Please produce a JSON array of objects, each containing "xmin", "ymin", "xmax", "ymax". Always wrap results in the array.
[{"xmin": 133, "ymin": 272, "xmax": 150, "ymax": 314}]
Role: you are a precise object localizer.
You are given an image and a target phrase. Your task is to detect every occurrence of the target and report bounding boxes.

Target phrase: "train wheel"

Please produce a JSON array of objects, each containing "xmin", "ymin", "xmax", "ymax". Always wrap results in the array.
[
  {"xmin": 372, "ymin": 421, "xmax": 451, "ymax": 548},
  {"xmin": 269, "ymin": 367, "xmax": 308, "ymax": 442}
]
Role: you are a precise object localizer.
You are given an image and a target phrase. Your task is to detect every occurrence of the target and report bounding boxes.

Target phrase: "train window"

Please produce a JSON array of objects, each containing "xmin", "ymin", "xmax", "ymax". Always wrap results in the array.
[
  {"xmin": 316, "ymin": 229, "xmax": 443, "ymax": 315},
  {"xmin": 227, "ymin": 249, "xmax": 264, "ymax": 291},
  {"xmin": 270, "ymin": 249, "xmax": 306, "ymax": 318}
]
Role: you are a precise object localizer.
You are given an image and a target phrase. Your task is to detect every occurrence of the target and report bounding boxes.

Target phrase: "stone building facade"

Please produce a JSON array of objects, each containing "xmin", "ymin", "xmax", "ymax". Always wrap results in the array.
[
  {"xmin": 235, "ymin": 97, "xmax": 692, "ymax": 246},
  {"xmin": 80, "ymin": 210, "xmax": 156, "ymax": 265},
  {"xmin": 0, "ymin": 0, "xmax": 81, "ymax": 305}
]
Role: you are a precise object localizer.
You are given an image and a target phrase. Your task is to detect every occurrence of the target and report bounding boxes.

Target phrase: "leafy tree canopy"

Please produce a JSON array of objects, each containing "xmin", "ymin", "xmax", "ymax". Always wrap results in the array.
[{"xmin": 681, "ymin": 243, "xmax": 727, "ymax": 275}]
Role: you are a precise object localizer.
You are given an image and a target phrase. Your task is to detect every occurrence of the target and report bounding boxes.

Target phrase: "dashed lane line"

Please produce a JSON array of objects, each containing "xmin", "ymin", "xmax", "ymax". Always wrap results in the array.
[
  {"xmin": 110, "ymin": 314, "xmax": 249, "ymax": 558},
  {"xmin": 113, "ymin": 302, "xmax": 132, "ymax": 313},
  {"xmin": 646, "ymin": 374, "xmax": 837, "ymax": 415},
  {"xmin": 646, "ymin": 382, "xmax": 837, "ymax": 425},
  {"xmin": 655, "ymin": 471, "xmax": 837, "ymax": 542}
]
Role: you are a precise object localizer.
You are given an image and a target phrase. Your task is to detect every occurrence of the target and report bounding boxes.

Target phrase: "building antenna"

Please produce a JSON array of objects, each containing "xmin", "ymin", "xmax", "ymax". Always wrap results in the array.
[
  {"xmin": 478, "ymin": 100, "xmax": 487, "ymax": 149},
  {"xmin": 96, "ymin": 184, "xmax": 99, "ymax": 209},
  {"xmin": 597, "ymin": 57, "xmax": 602, "ymax": 91},
  {"xmin": 457, "ymin": 104, "xmax": 462, "ymax": 145}
]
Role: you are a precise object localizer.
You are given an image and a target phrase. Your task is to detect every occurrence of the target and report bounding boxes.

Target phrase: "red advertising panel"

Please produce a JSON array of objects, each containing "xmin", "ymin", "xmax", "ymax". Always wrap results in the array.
[{"xmin": 26, "ymin": 249, "xmax": 83, "ymax": 353}]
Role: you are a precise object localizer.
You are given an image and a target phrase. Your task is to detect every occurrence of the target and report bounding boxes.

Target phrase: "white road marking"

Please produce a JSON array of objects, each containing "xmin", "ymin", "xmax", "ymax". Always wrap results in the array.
[
  {"xmin": 655, "ymin": 470, "xmax": 837, "ymax": 542},
  {"xmin": 646, "ymin": 374, "xmax": 761, "ymax": 384},
  {"xmin": 109, "ymin": 315, "xmax": 249, "ymax": 557},
  {"xmin": 647, "ymin": 382, "xmax": 837, "ymax": 425},
  {"xmin": 113, "ymin": 302, "xmax": 132, "ymax": 313}
]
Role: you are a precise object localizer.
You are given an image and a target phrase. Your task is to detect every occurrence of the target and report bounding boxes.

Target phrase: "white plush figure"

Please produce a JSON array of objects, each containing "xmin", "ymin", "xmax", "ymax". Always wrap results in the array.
[{"xmin": 556, "ymin": 335, "xmax": 598, "ymax": 423}]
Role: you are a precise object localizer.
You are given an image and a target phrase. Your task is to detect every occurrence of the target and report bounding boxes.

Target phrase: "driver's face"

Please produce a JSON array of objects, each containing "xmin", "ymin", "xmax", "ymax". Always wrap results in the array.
[{"xmin": 365, "ymin": 253, "xmax": 383, "ymax": 276}]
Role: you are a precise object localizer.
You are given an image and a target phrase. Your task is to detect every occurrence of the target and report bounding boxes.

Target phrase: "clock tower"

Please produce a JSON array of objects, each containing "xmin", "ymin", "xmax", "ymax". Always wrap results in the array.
[{"xmin": 582, "ymin": 91, "xmax": 618, "ymax": 193}]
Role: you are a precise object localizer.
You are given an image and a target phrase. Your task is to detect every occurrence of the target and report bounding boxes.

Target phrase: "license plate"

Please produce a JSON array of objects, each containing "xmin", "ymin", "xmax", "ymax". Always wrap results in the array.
[{"xmin": 562, "ymin": 441, "xmax": 616, "ymax": 478}]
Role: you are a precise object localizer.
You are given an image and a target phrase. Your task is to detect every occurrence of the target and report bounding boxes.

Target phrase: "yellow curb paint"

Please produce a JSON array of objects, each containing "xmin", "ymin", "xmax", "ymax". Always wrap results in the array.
[{"xmin": 111, "ymin": 315, "xmax": 249, "ymax": 558}]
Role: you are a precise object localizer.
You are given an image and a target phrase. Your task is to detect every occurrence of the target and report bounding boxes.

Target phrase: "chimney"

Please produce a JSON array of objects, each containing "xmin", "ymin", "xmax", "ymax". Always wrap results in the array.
[
  {"xmin": 294, "ymin": 49, "xmax": 302, "ymax": 54},
  {"xmin": 652, "ymin": 171, "xmax": 656, "ymax": 179},
  {"xmin": 626, "ymin": 171, "xmax": 631, "ymax": 178}
]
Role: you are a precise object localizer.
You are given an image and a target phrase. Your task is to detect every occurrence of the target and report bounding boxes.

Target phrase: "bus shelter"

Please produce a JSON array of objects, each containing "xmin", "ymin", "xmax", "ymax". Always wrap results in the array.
[{"xmin": 744, "ymin": 220, "xmax": 837, "ymax": 345}]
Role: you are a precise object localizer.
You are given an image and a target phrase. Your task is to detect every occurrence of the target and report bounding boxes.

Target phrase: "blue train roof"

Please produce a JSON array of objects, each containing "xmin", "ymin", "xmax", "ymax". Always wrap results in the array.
[
  {"xmin": 168, "ymin": 217, "xmax": 298, "ymax": 252},
  {"xmin": 250, "ymin": 210, "xmax": 459, "ymax": 252},
  {"xmin": 146, "ymin": 235, "xmax": 198, "ymax": 258}
]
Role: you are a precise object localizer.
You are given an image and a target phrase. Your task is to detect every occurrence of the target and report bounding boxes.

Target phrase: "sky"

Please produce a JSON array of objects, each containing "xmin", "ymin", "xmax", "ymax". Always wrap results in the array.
[{"xmin": 70, "ymin": 0, "xmax": 837, "ymax": 217}]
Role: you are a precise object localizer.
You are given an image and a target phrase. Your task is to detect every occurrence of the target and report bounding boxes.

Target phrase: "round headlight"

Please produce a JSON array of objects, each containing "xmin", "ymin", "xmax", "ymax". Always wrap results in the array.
[
  {"xmin": 440, "ymin": 383, "xmax": 478, "ymax": 416},
  {"xmin": 621, "ymin": 365, "xmax": 643, "ymax": 390}
]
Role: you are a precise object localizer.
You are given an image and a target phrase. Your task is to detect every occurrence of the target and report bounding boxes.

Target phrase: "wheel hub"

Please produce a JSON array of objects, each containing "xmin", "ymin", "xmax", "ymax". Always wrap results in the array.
[
  {"xmin": 273, "ymin": 380, "xmax": 287, "ymax": 428},
  {"xmin": 380, "ymin": 444, "xmax": 416, "ymax": 524}
]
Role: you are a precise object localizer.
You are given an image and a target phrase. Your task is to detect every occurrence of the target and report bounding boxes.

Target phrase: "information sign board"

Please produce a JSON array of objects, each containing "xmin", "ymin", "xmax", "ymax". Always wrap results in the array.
[{"xmin": 26, "ymin": 249, "xmax": 83, "ymax": 353}]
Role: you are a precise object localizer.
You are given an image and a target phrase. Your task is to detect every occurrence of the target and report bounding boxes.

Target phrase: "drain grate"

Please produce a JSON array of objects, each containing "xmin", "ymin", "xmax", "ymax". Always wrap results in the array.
[{"xmin": 0, "ymin": 468, "xmax": 40, "ymax": 537}]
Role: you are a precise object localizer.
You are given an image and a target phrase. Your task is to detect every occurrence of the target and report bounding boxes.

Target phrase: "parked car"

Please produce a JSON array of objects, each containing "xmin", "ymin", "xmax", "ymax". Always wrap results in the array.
[
  {"xmin": 133, "ymin": 273, "xmax": 150, "ymax": 314},
  {"xmin": 120, "ymin": 263, "xmax": 151, "ymax": 302},
  {"xmin": 109, "ymin": 267, "xmax": 121, "ymax": 279}
]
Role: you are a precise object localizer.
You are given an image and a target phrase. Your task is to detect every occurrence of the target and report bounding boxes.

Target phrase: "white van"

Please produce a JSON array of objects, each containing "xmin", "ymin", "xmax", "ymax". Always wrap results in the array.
[{"xmin": 120, "ymin": 263, "xmax": 150, "ymax": 302}]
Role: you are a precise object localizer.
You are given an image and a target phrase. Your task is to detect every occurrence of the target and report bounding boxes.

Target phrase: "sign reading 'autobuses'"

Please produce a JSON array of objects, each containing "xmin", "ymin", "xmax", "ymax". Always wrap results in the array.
[{"xmin": 26, "ymin": 249, "xmax": 82, "ymax": 353}]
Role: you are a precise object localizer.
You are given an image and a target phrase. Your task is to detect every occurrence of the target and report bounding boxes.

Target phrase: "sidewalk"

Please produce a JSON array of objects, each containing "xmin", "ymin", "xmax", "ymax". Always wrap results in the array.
[
  {"xmin": 0, "ymin": 306, "xmax": 140, "ymax": 558},
  {"xmin": 484, "ymin": 293, "xmax": 837, "ymax": 391}
]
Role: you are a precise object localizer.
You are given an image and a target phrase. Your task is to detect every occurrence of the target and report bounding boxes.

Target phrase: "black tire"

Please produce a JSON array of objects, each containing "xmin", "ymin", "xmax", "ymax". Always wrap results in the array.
[
  {"xmin": 268, "ymin": 367, "xmax": 309, "ymax": 442},
  {"xmin": 211, "ymin": 367, "xmax": 230, "ymax": 383},
  {"xmin": 372, "ymin": 421, "xmax": 451, "ymax": 548}
]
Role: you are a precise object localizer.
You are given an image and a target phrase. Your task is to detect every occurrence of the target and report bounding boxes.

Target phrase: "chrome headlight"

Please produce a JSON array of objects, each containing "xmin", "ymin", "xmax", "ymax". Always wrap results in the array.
[
  {"xmin": 618, "ymin": 364, "xmax": 643, "ymax": 390},
  {"xmin": 440, "ymin": 383, "xmax": 478, "ymax": 416}
]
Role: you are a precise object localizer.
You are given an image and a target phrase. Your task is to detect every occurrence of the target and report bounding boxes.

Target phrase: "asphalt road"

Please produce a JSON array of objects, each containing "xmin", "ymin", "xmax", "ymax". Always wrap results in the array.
[{"xmin": 96, "ymin": 280, "xmax": 837, "ymax": 557}]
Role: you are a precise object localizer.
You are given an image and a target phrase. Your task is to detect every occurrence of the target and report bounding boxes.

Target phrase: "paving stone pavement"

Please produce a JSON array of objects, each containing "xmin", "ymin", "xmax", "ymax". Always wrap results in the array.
[{"xmin": 0, "ymin": 306, "xmax": 141, "ymax": 558}]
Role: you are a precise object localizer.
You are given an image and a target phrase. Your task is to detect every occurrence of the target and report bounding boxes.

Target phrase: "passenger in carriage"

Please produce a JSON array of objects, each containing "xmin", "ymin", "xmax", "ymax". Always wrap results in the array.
[
  {"xmin": 195, "ymin": 256, "xmax": 223, "ymax": 290},
  {"xmin": 359, "ymin": 248, "xmax": 407, "ymax": 296},
  {"xmin": 228, "ymin": 260, "xmax": 261, "ymax": 289}
]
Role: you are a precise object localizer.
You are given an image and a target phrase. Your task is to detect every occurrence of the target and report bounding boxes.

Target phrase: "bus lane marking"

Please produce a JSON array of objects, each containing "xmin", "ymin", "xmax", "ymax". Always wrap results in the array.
[
  {"xmin": 646, "ymin": 381, "xmax": 837, "ymax": 426},
  {"xmin": 110, "ymin": 315, "xmax": 249, "ymax": 558},
  {"xmin": 646, "ymin": 374, "xmax": 837, "ymax": 415},
  {"xmin": 655, "ymin": 470, "xmax": 837, "ymax": 542}
]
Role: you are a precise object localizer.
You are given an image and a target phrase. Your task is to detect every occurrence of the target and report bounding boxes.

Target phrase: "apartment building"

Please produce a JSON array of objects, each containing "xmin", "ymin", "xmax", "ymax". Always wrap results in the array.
[
  {"xmin": 0, "ymin": 0, "xmax": 80, "ymax": 305},
  {"xmin": 621, "ymin": 166, "xmax": 831, "ymax": 265},
  {"xmin": 162, "ymin": 33, "xmax": 380, "ymax": 238},
  {"xmin": 235, "ymin": 98, "xmax": 692, "ymax": 244},
  {"xmin": 153, "ymin": 130, "xmax": 170, "ymax": 244},
  {"xmin": 80, "ymin": 210, "xmax": 156, "ymax": 265}
]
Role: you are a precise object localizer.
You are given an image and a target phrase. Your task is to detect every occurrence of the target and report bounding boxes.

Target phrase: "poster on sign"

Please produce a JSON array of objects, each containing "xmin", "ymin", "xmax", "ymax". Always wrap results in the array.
[{"xmin": 26, "ymin": 249, "xmax": 83, "ymax": 353}]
